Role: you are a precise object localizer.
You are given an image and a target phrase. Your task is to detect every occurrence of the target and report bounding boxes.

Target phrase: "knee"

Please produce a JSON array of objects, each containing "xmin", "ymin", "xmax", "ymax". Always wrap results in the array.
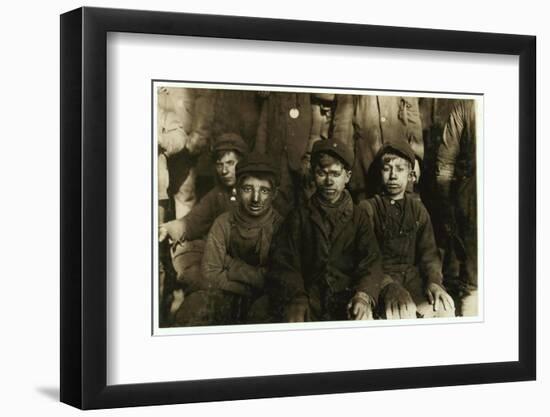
[{"xmin": 416, "ymin": 301, "xmax": 456, "ymax": 319}]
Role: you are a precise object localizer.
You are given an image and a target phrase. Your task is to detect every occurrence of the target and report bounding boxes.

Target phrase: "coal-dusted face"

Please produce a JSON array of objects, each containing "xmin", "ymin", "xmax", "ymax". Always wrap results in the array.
[
  {"xmin": 238, "ymin": 175, "xmax": 275, "ymax": 217},
  {"xmin": 215, "ymin": 151, "xmax": 240, "ymax": 187},
  {"xmin": 380, "ymin": 153, "xmax": 413, "ymax": 199},
  {"xmin": 313, "ymin": 157, "xmax": 351, "ymax": 204}
]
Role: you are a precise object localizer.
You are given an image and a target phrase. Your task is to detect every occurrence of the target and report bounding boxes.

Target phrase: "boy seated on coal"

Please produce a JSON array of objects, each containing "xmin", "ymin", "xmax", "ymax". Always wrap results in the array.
[
  {"xmin": 360, "ymin": 141, "xmax": 455, "ymax": 319},
  {"xmin": 175, "ymin": 153, "xmax": 283, "ymax": 326},
  {"xmin": 267, "ymin": 138, "xmax": 385, "ymax": 322}
]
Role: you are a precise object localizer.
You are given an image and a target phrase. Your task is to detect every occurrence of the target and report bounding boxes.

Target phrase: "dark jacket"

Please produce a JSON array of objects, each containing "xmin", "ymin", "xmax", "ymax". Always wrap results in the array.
[
  {"xmin": 418, "ymin": 98, "xmax": 461, "ymax": 250},
  {"xmin": 255, "ymin": 92, "xmax": 313, "ymax": 172},
  {"xmin": 360, "ymin": 194, "xmax": 443, "ymax": 287},
  {"xmin": 436, "ymin": 99, "xmax": 477, "ymax": 288},
  {"xmin": 182, "ymin": 185, "xmax": 238, "ymax": 241},
  {"xmin": 254, "ymin": 92, "xmax": 314, "ymax": 215},
  {"xmin": 267, "ymin": 191, "xmax": 384, "ymax": 320},
  {"xmin": 211, "ymin": 90, "xmax": 263, "ymax": 151}
]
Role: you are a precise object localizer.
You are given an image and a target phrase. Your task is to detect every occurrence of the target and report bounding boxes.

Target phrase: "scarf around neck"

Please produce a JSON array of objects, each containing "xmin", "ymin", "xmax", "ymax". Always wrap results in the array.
[
  {"xmin": 312, "ymin": 189, "xmax": 353, "ymax": 235},
  {"xmin": 230, "ymin": 206, "xmax": 277, "ymax": 264}
]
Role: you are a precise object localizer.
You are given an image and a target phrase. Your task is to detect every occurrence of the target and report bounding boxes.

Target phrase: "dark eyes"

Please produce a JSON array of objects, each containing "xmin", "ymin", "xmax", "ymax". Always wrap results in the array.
[
  {"xmin": 216, "ymin": 160, "xmax": 236, "ymax": 168},
  {"xmin": 383, "ymin": 165, "xmax": 405, "ymax": 172},
  {"xmin": 315, "ymin": 170, "xmax": 343, "ymax": 178},
  {"xmin": 241, "ymin": 186, "xmax": 271, "ymax": 194}
]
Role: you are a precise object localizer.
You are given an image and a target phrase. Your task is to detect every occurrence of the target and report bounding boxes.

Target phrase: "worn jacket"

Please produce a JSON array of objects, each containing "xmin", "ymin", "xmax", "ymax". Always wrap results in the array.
[
  {"xmin": 255, "ymin": 92, "xmax": 313, "ymax": 172},
  {"xmin": 360, "ymin": 194, "xmax": 443, "ymax": 287},
  {"xmin": 267, "ymin": 191, "xmax": 384, "ymax": 319},
  {"xmin": 254, "ymin": 92, "xmax": 314, "ymax": 214},
  {"xmin": 202, "ymin": 209, "xmax": 283, "ymax": 297},
  {"xmin": 417, "ymin": 98, "xmax": 461, "ymax": 248},
  {"xmin": 436, "ymin": 99, "xmax": 478, "ymax": 288},
  {"xmin": 180, "ymin": 185, "xmax": 238, "ymax": 241},
  {"xmin": 211, "ymin": 90, "xmax": 263, "ymax": 151}
]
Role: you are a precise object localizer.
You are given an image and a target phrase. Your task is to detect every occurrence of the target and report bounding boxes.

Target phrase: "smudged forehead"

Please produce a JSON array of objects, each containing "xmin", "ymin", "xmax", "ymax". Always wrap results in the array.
[{"xmin": 240, "ymin": 174, "xmax": 274, "ymax": 189}]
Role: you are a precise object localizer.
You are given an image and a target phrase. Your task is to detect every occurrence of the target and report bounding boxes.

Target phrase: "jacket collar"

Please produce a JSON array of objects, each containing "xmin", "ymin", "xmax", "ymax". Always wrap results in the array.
[{"xmin": 307, "ymin": 190, "xmax": 354, "ymax": 241}]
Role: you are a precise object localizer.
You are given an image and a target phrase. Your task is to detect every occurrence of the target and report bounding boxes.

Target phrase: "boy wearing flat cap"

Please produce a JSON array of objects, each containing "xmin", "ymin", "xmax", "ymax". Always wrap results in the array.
[
  {"xmin": 159, "ymin": 132, "xmax": 249, "ymax": 245},
  {"xmin": 267, "ymin": 138, "xmax": 385, "ymax": 322},
  {"xmin": 158, "ymin": 133, "xmax": 248, "ymax": 323},
  {"xmin": 360, "ymin": 141, "xmax": 455, "ymax": 319},
  {"xmin": 176, "ymin": 153, "xmax": 283, "ymax": 325}
]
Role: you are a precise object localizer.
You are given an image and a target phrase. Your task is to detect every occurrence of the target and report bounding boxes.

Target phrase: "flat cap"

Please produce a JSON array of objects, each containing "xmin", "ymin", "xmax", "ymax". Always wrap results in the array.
[
  {"xmin": 212, "ymin": 132, "xmax": 249, "ymax": 155},
  {"xmin": 376, "ymin": 140, "xmax": 416, "ymax": 168},
  {"xmin": 311, "ymin": 138, "xmax": 354, "ymax": 169},
  {"xmin": 236, "ymin": 152, "xmax": 280, "ymax": 184}
]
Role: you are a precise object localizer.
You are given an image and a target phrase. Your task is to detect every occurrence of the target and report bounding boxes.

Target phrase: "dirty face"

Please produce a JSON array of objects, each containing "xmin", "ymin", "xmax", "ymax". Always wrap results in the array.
[
  {"xmin": 215, "ymin": 151, "xmax": 240, "ymax": 187},
  {"xmin": 238, "ymin": 175, "xmax": 275, "ymax": 217},
  {"xmin": 314, "ymin": 160, "xmax": 351, "ymax": 204},
  {"xmin": 381, "ymin": 153, "xmax": 412, "ymax": 199}
]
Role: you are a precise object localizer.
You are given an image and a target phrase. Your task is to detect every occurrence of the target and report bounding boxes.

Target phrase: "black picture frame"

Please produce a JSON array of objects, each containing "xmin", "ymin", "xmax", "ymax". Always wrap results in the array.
[{"xmin": 60, "ymin": 6, "xmax": 536, "ymax": 410}]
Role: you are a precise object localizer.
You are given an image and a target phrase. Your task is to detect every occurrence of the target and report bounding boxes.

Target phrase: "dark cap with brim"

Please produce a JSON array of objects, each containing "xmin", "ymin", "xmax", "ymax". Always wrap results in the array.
[
  {"xmin": 212, "ymin": 132, "xmax": 249, "ymax": 156},
  {"xmin": 311, "ymin": 138, "xmax": 354, "ymax": 169},
  {"xmin": 236, "ymin": 152, "xmax": 280, "ymax": 184},
  {"xmin": 376, "ymin": 140, "xmax": 416, "ymax": 168}
]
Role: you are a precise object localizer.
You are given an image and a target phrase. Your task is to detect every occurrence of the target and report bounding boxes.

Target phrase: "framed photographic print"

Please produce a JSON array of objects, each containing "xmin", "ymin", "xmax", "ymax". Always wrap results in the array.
[{"xmin": 60, "ymin": 6, "xmax": 536, "ymax": 410}]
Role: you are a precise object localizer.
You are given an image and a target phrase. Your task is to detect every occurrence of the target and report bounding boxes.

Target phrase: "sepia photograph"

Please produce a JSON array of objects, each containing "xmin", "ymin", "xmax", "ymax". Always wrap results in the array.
[
  {"xmin": 154, "ymin": 82, "xmax": 481, "ymax": 332},
  {"xmin": 57, "ymin": 5, "xmax": 536, "ymax": 410}
]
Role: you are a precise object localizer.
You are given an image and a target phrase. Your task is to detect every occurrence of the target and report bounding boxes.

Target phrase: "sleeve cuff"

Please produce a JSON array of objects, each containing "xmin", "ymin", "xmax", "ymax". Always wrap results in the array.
[{"xmin": 426, "ymin": 273, "xmax": 444, "ymax": 287}]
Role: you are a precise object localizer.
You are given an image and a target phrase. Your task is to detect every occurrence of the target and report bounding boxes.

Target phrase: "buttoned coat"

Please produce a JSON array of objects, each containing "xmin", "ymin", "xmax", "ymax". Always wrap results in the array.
[{"xmin": 267, "ymin": 194, "xmax": 384, "ymax": 320}]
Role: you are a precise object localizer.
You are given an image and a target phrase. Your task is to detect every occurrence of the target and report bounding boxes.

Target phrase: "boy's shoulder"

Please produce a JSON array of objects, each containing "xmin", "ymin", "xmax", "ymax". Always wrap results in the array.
[
  {"xmin": 358, "ymin": 194, "xmax": 384, "ymax": 217},
  {"xmin": 210, "ymin": 211, "xmax": 233, "ymax": 234},
  {"xmin": 405, "ymin": 193, "xmax": 430, "ymax": 219}
]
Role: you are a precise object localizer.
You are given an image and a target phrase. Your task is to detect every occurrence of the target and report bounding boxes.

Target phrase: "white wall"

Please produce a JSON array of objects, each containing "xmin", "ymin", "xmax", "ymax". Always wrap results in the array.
[{"xmin": 0, "ymin": 0, "xmax": 545, "ymax": 415}]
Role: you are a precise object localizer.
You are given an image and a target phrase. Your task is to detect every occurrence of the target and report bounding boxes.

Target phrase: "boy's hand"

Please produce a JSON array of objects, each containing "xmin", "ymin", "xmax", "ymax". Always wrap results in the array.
[
  {"xmin": 158, "ymin": 219, "xmax": 186, "ymax": 243},
  {"xmin": 425, "ymin": 283, "xmax": 455, "ymax": 312},
  {"xmin": 383, "ymin": 283, "xmax": 417, "ymax": 319},
  {"xmin": 347, "ymin": 292, "xmax": 374, "ymax": 320}
]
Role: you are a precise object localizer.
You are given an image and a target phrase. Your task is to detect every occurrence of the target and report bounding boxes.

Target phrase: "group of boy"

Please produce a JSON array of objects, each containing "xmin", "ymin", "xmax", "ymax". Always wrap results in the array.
[{"xmin": 159, "ymin": 129, "xmax": 457, "ymax": 325}]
